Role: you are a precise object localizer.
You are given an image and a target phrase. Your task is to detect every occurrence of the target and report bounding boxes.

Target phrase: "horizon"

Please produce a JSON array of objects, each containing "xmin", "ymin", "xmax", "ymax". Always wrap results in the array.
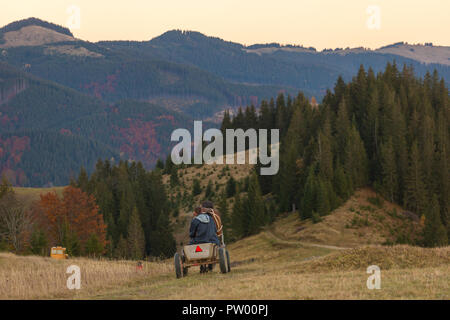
[
  {"xmin": 4, "ymin": 17, "xmax": 447, "ymax": 51},
  {"xmin": 1, "ymin": 1, "xmax": 449, "ymax": 51}
]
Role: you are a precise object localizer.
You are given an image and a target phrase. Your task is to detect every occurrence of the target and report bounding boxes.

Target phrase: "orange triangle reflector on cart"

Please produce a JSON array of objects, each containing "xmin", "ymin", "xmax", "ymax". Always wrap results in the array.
[{"xmin": 195, "ymin": 246, "xmax": 203, "ymax": 252}]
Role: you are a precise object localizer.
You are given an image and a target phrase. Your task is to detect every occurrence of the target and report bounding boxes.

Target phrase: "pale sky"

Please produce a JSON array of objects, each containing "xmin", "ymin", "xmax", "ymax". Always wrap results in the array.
[{"xmin": 1, "ymin": 0, "xmax": 449, "ymax": 50}]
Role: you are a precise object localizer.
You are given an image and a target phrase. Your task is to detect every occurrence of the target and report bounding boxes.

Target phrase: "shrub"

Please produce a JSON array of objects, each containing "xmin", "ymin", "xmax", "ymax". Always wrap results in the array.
[{"xmin": 367, "ymin": 196, "xmax": 384, "ymax": 208}]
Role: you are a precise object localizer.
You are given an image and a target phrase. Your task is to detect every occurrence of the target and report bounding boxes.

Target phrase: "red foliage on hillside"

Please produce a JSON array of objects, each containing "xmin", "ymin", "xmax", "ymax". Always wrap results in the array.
[
  {"xmin": 33, "ymin": 186, "xmax": 107, "ymax": 251},
  {"xmin": 0, "ymin": 136, "xmax": 30, "ymax": 185},
  {"xmin": 115, "ymin": 119, "xmax": 162, "ymax": 165},
  {"xmin": 83, "ymin": 74, "xmax": 118, "ymax": 99}
]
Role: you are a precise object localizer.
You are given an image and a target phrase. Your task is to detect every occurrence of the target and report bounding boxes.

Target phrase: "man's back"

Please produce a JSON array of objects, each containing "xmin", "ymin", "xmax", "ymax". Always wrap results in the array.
[{"xmin": 189, "ymin": 213, "xmax": 220, "ymax": 245}]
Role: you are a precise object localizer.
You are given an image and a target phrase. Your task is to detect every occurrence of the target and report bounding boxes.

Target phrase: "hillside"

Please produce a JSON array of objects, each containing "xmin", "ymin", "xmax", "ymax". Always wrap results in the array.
[
  {"xmin": 1, "ymin": 175, "xmax": 447, "ymax": 300},
  {"xmin": 103, "ymin": 30, "xmax": 450, "ymax": 98},
  {"xmin": 376, "ymin": 43, "xmax": 450, "ymax": 66},
  {"xmin": 1, "ymin": 157, "xmax": 446, "ymax": 299},
  {"xmin": 0, "ymin": 19, "xmax": 290, "ymax": 119},
  {"xmin": 268, "ymin": 188, "xmax": 424, "ymax": 247},
  {"xmin": 2, "ymin": 18, "xmax": 449, "ymax": 113},
  {"xmin": 0, "ymin": 62, "xmax": 193, "ymax": 186},
  {"xmin": 0, "ymin": 25, "xmax": 75, "ymax": 48},
  {"xmin": 162, "ymin": 158, "xmax": 253, "ymax": 247}
]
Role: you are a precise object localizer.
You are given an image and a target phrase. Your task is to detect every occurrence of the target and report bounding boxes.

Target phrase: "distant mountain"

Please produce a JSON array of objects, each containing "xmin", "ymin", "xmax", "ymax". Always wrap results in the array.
[
  {"xmin": 0, "ymin": 18, "xmax": 73, "ymax": 37},
  {"xmin": 102, "ymin": 30, "xmax": 450, "ymax": 98},
  {"xmin": 0, "ymin": 18, "xmax": 74, "ymax": 47},
  {"xmin": 0, "ymin": 62, "xmax": 192, "ymax": 186},
  {"xmin": 375, "ymin": 42, "xmax": 450, "ymax": 66},
  {"xmin": 0, "ymin": 19, "xmax": 290, "ymax": 119},
  {"xmin": 1, "ymin": 17, "xmax": 449, "ymax": 186}
]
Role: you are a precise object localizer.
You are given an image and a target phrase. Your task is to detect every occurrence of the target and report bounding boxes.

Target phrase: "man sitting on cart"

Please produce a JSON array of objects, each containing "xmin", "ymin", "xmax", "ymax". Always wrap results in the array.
[{"xmin": 189, "ymin": 201, "xmax": 221, "ymax": 246}]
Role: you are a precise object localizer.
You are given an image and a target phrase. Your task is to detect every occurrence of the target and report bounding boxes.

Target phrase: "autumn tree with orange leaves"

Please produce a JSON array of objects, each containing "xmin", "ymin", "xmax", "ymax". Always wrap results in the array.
[{"xmin": 33, "ymin": 186, "xmax": 107, "ymax": 256}]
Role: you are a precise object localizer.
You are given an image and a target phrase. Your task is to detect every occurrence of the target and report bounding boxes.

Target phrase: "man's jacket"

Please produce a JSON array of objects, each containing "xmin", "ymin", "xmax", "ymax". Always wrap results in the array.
[{"xmin": 189, "ymin": 213, "xmax": 220, "ymax": 245}]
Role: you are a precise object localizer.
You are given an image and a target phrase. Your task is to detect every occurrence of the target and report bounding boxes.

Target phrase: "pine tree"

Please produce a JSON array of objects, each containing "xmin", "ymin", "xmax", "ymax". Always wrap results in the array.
[
  {"xmin": 231, "ymin": 193, "xmax": 245, "ymax": 239},
  {"xmin": 164, "ymin": 155, "xmax": 174, "ymax": 174},
  {"xmin": 316, "ymin": 179, "xmax": 331, "ymax": 216},
  {"xmin": 423, "ymin": 195, "xmax": 448, "ymax": 247},
  {"xmin": 221, "ymin": 109, "xmax": 232, "ymax": 133},
  {"xmin": 317, "ymin": 119, "xmax": 333, "ymax": 181},
  {"xmin": 85, "ymin": 234, "xmax": 103, "ymax": 257},
  {"xmin": 204, "ymin": 180, "xmax": 214, "ymax": 200},
  {"xmin": 192, "ymin": 178, "xmax": 202, "ymax": 197},
  {"xmin": 345, "ymin": 123, "xmax": 368, "ymax": 188},
  {"xmin": 127, "ymin": 207, "xmax": 145, "ymax": 260},
  {"xmin": 114, "ymin": 235, "xmax": 128, "ymax": 259},
  {"xmin": 335, "ymin": 98, "xmax": 351, "ymax": 160},
  {"xmin": 333, "ymin": 163, "xmax": 352, "ymax": 201},
  {"xmin": 61, "ymin": 221, "xmax": 80, "ymax": 256},
  {"xmin": 118, "ymin": 185, "xmax": 135, "ymax": 237},
  {"xmin": 169, "ymin": 166, "xmax": 179, "ymax": 187},
  {"xmin": 225, "ymin": 177, "xmax": 236, "ymax": 198},
  {"xmin": 77, "ymin": 167, "xmax": 89, "ymax": 191},
  {"xmin": 30, "ymin": 229, "xmax": 48, "ymax": 256},
  {"xmin": 155, "ymin": 159, "xmax": 164, "ymax": 171},
  {"xmin": 380, "ymin": 138, "xmax": 397, "ymax": 202},
  {"xmin": 435, "ymin": 109, "xmax": 450, "ymax": 240},
  {"xmin": 247, "ymin": 173, "xmax": 266, "ymax": 234},
  {"xmin": 301, "ymin": 167, "xmax": 317, "ymax": 220},
  {"xmin": 404, "ymin": 141, "xmax": 427, "ymax": 215},
  {"xmin": 278, "ymin": 142, "xmax": 299, "ymax": 212}
]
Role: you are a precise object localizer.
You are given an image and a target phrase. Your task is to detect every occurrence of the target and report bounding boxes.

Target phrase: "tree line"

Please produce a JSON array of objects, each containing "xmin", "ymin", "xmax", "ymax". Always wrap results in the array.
[
  {"xmin": 72, "ymin": 160, "xmax": 176, "ymax": 259},
  {"xmin": 0, "ymin": 159, "xmax": 177, "ymax": 259},
  {"xmin": 0, "ymin": 177, "xmax": 107, "ymax": 256},
  {"xmin": 220, "ymin": 63, "xmax": 449, "ymax": 247}
]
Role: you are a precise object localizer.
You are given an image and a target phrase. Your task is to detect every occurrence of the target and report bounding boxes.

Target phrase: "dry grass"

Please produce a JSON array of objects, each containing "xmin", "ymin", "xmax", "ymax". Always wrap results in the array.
[
  {"xmin": 1, "ymin": 236, "xmax": 448, "ymax": 299},
  {"xmin": 44, "ymin": 45, "xmax": 103, "ymax": 58},
  {"xmin": 294, "ymin": 245, "xmax": 450, "ymax": 273},
  {"xmin": 0, "ymin": 25, "xmax": 75, "ymax": 48},
  {"xmin": 13, "ymin": 186, "xmax": 64, "ymax": 209},
  {"xmin": 0, "ymin": 253, "xmax": 171, "ymax": 299},
  {"xmin": 88, "ymin": 236, "xmax": 449, "ymax": 300},
  {"xmin": 271, "ymin": 188, "xmax": 423, "ymax": 247}
]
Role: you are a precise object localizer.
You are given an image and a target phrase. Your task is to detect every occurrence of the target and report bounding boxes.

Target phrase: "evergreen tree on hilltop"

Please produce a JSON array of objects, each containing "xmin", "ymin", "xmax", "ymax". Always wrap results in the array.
[
  {"xmin": 127, "ymin": 206, "xmax": 145, "ymax": 260},
  {"xmin": 423, "ymin": 195, "xmax": 448, "ymax": 247},
  {"xmin": 247, "ymin": 173, "xmax": 266, "ymax": 234},
  {"xmin": 379, "ymin": 137, "xmax": 398, "ymax": 202},
  {"xmin": 404, "ymin": 141, "xmax": 427, "ymax": 215},
  {"xmin": 231, "ymin": 193, "xmax": 245, "ymax": 239}
]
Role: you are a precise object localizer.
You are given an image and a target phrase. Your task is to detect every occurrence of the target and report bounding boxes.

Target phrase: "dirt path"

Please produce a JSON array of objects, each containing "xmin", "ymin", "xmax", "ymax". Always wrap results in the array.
[{"xmin": 263, "ymin": 229, "xmax": 351, "ymax": 250}]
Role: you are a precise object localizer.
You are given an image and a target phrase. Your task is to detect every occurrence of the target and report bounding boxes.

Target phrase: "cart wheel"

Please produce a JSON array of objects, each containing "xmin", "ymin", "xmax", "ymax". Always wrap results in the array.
[
  {"xmin": 181, "ymin": 250, "xmax": 188, "ymax": 275},
  {"xmin": 174, "ymin": 253, "xmax": 183, "ymax": 278},
  {"xmin": 218, "ymin": 248, "xmax": 228, "ymax": 274},
  {"xmin": 226, "ymin": 249, "xmax": 231, "ymax": 272}
]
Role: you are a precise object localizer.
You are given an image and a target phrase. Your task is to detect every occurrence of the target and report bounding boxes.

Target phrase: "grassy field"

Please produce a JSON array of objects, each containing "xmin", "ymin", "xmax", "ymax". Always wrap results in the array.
[
  {"xmin": 2, "ymin": 166, "xmax": 447, "ymax": 300},
  {"xmin": 12, "ymin": 186, "xmax": 64, "ymax": 209},
  {"xmin": 1, "ymin": 238, "xmax": 448, "ymax": 299},
  {"xmin": 1, "ymin": 207, "xmax": 448, "ymax": 299}
]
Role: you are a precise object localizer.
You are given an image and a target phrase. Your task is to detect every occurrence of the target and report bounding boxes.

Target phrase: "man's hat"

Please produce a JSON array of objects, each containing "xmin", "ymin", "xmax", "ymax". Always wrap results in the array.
[{"xmin": 202, "ymin": 200, "xmax": 214, "ymax": 209}]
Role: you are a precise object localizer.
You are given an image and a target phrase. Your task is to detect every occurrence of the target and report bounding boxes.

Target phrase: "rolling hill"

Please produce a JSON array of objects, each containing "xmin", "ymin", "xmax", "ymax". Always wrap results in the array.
[
  {"xmin": 2, "ymin": 184, "xmax": 448, "ymax": 299},
  {"xmin": 4, "ymin": 145, "xmax": 447, "ymax": 299},
  {"xmin": 101, "ymin": 30, "xmax": 450, "ymax": 98}
]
